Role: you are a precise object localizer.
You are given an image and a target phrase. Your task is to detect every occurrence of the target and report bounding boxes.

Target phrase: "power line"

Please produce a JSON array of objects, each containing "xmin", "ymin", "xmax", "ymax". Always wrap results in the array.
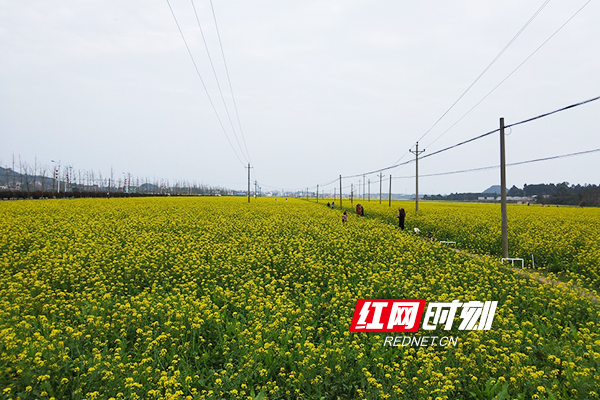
[
  {"xmin": 189, "ymin": 0, "xmax": 249, "ymax": 163},
  {"xmin": 424, "ymin": 0, "xmax": 592, "ymax": 150},
  {"xmin": 420, "ymin": 128, "xmax": 499, "ymax": 161},
  {"xmin": 506, "ymin": 95, "xmax": 600, "ymax": 128},
  {"xmin": 303, "ymin": 94, "xmax": 599, "ymax": 191},
  {"xmin": 393, "ymin": 1, "xmax": 587, "ymax": 168},
  {"xmin": 165, "ymin": 0, "xmax": 246, "ymax": 167},
  {"xmin": 341, "ymin": 159, "xmax": 414, "ymax": 180},
  {"xmin": 209, "ymin": 0, "xmax": 253, "ymax": 166},
  {"xmin": 421, "ymin": 94, "xmax": 600, "ymax": 161},
  {"xmin": 393, "ymin": 147, "xmax": 600, "ymax": 179},
  {"xmin": 415, "ymin": 0, "xmax": 551, "ymax": 145}
]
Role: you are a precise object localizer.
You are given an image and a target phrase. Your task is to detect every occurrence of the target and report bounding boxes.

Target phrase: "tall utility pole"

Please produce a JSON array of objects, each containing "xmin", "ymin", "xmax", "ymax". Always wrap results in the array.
[
  {"xmin": 389, "ymin": 174, "xmax": 392, "ymax": 207},
  {"xmin": 500, "ymin": 118, "xmax": 508, "ymax": 258},
  {"xmin": 339, "ymin": 175, "xmax": 342, "ymax": 209},
  {"xmin": 316, "ymin": 184, "xmax": 319, "ymax": 203},
  {"xmin": 368, "ymin": 180, "xmax": 370, "ymax": 201},
  {"xmin": 351, "ymin": 184, "xmax": 354, "ymax": 206},
  {"xmin": 379, "ymin": 172, "xmax": 383, "ymax": 204},
  {"xmin": 409, "ymin": 142, "xmax": 425, "ymax": 212},
  {"xmin": 363, "ymin": 175, "xmax": 366, "ymax": 200},
  {"xmin": 246, "ymin": 163, "xmax": 251, "ymax": 203}
]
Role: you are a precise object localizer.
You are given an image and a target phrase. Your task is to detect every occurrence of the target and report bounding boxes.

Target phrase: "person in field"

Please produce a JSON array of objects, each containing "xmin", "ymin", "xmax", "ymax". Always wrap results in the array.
[
  {"xmin": 342, "ymin": 211, "xmax": 348, "ymax": 223},
  {"xmin": 356, "ymin": 204, "xmax": 362, "ymax": 216},
  {"xmin": 397, "ymin": 208, "xmax": 406, "ymax": 230},
  {"xmin": 327, "ymin": 202, "xmax": 331, "ymax": 208}
]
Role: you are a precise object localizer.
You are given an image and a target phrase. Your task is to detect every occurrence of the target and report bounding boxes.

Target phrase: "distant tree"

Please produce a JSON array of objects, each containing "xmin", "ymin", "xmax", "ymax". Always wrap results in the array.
[
  {"xmin": 40, "ymin": 166, "xmax": 48, "ymax": 192},
  {"xmin": 508, "ymin": 185, "xmax": 524, "ymax": 197},
  {"xmin": 524, "ymin": 183, "xmax": 556, "ymax": 197},
  {"xmin": 579, "ymin": 185, "xmax": 600, "ymax": 207}
]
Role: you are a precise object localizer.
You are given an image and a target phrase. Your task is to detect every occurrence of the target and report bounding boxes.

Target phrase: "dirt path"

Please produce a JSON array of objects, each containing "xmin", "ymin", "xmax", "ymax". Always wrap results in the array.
[
  {"xmin": 446, "ymin": 246, "xmax": 600, "ymax": 305},
  {"xmin": 511, "ymin": 267, "xmax": 600, "ymax": 305}
]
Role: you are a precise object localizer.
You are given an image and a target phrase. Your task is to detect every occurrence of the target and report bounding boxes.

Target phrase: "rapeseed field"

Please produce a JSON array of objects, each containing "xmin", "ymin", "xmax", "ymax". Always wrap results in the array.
[
  {"xmin": 1, "ymin": 197, "xmax": 599, "ymax": 399},
  {"xmin": 346, "ymin": 200, "xmax": 600, "ymax": 293}
]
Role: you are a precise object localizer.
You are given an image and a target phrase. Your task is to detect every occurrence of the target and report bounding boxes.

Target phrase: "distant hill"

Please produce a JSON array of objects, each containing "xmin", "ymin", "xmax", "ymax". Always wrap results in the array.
[
  {"xmin": 139, "ymin": 183, "xmax": 160, "ymax": 191},
  {"xmin": 0, "ymin": 166, "xmax": 54, "ymax": 189},
  {"xmin": 482, "ymin": 185, "xmax": 502, "ymax": 194}
]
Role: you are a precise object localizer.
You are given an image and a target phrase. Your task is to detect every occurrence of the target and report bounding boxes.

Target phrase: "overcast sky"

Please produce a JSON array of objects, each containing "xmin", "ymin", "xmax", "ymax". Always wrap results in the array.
[{"xmin": 1, "ymin": 0, "xmax": 599, "ymax": 194}]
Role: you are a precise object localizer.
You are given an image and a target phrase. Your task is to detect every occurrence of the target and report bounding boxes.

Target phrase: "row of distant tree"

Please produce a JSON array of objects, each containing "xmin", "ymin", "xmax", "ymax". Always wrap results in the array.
[
  {"xmin": 423, "ymin": 183, "xmax": 600, "ymax": 206},
  {"xmin": 0, "ymin": 165, "xmax": 232, "ymax": 198}
]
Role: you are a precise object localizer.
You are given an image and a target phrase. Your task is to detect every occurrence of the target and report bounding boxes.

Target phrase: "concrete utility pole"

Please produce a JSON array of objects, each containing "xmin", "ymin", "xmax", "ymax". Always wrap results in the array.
[
  {"xmin": 351, "ymin": 184, "xmax": 354, "ymax": 206},
  {"xmin": 379, "ymin": 172, "xmax": 383, "ymax": 204},
  {"xmin": 339, "ymin": 175, "xmax": 343, "ymax": 209},
  {"xmin": 363, "ymin": 175, "xmax": 366, "ymax": 200},
  {"xmin": 247, "ymin": 163, "xmax": 251, "ymax": 203},
  {"xmin": 409, "ymin": 142, "xmax": 425, "ymax": 212},
  {"xmin": 368, "ymin": 179, "xmax": 370, "ymax": 201},
  {"xmin": 500, "ymin": 118, "xmax": 508, "ymax": 258},
  {"xmin": 316, "ymin": 184, "xmax": 319, "ymax": 203},
  {"xmin": 389, "ymin": 174, "xmax": 392, "ymax": 207}
]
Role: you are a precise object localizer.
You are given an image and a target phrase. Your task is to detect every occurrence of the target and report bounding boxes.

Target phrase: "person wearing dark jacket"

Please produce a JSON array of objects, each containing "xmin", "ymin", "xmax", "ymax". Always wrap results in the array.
[{"xmin": 397, "ymin": 208, "xmax": 406, "ymax": 230}]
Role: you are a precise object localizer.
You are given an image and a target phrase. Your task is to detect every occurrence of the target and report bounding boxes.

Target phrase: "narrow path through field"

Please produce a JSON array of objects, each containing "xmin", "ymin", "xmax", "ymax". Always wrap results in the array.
[
  {"xmin": 445, "ymin": 247, "xmax": 600, "ymax": 305},
  {"xmin": 313, "ymin": 201, "xmax": 600, "ymax": 305}
]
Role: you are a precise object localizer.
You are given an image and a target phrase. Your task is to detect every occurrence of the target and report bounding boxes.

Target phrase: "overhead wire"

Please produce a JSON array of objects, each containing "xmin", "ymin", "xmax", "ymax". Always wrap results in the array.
[
  {"xmin": 189, "ymin": 0, "xmax": 249, "ymax": 163},
  {"xmin": 241, "ymin": 2, "xmax": 594, "ymax": 194},
  {"xmin": 383, "ymin": 0, "xmax": 586, "ymax": 178},
  {"xmin": 420, "ymin": 128, "xmax": 499, "ymax": 161},
  {"xmin": 424, "ymin": 0, "xmax": 593, "ymax": 150},
  {"xmin": 303, "ymin": 94, "xmax": 599, "ymax": 191},
  {"xmin": 341, "ymin": 159, "xmax": 414, "ymax": 180},
  {"xmin": 505, "ymin": 94, "xmax": 600, "ymax": 128},
  {"xmin": 420, "ymin": 94, "xmax": 600, "ymax": 161},
  {"xmin": 165, "ymin": 0, "xmax": 247, "ymax": 167},
  {"xmin": 415, "ymin": 0, "xmax": 551, "ymax": 147},
  {"xmin": 209, "ymin": 0, "xmax": 253, "ymax": 166},
  {"xmin": 392, "ymin": 147, "xmax": 600, "ymax": 179}
]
